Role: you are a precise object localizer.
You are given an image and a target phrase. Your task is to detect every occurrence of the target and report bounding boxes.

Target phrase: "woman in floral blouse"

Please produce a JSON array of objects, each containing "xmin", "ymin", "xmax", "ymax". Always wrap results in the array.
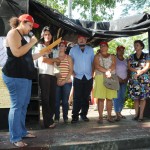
[{"xmin": 128, "ymin": 40, "xmax": 150, "ymax": 122}]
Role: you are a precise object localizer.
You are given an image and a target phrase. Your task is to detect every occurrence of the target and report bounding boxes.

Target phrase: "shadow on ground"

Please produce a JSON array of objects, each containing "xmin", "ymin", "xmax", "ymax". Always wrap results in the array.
[{"xmin": 0, "ymin": 106, "xmax": 150, "ymax": 150}]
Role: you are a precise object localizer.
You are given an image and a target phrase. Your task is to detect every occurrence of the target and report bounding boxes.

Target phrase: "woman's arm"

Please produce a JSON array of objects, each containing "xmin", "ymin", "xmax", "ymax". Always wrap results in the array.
[
  {"xmin": 57, "ymin": 56, "xmax": 73, "ymax": 86},
  {"xmin": 128, "ymin": 60, "xmax": 137, "ymax": 73},
  {"xmin": 92, "ymin": 60, "xmax": 95, "ymax": 77},
  {"xmin": 7, "ymin": 29, "xmax": 37, "ymax": 57},
  {"xmin": 94, "ymin": 54, "xmax": 107, "ymax": 73},
  {"xmin": 136, "ymin": 60, "xmax": 150, "ymax": 77},
  {"xmin": 108, "ymin": 55, "xmax": 116, "ymax": 72},
  {"xmin": 42, "ymin": 57, "xmax": 60, "ymax": 65},
  {"xmin": 33, "ymin": 44, "xmax": 54, "ymax": 61},
  {"xmin": 64, "ymin": 56, "xmax": 73, "ymax": 82},
  {"xmin": 32, "ymin": 53, "xmax": 44, "ymax": 60}
]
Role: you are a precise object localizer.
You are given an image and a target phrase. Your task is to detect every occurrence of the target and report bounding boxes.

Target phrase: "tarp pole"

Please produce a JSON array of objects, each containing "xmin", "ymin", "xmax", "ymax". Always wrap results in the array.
[
  {"xmin": 27, "ymin": 0, "xmax": 29, "ymax": 13},
  {"xmin": 68, "ymin": 0, "xmax": 72, "ymax": 19},
  {"xmin": 89, "ymin": 0, "xmax": 92, "ymax": 21},
  {"xmin": 148, "ymin": 30, "xmax": 150, "ymax": 54}
]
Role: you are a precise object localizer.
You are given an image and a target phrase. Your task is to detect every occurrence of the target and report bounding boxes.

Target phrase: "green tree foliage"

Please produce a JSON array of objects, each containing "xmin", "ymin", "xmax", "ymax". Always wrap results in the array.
[
  {"xmin": 121, "ymin": 0, "xmax": 150, "ymax": 17},
  {"xmin": 37, "ymin": 0, "xmax": 123, "ymax": 21},
  {"xmin": 124, "ymin": 98, "xmax": 134, "ymax": 109},
  {"xmin": 37, "ymin": 0, "xmax": 66, "ymax": 14},
  {"xmin": 37, "ymin": 0, "xmax": 149, "ymax": 55},
  {"xmin": 106, "ymin": 0, "xmax": 149, "ymax": 58},
  {"xmin": 93, "ymin": 33, "xmax": 148, "ymax": 57},
  {"xmin": 71, "ymin": 0, "xmax": 117, "ymax": 21},
  {"xmin": 108, "ymin": 33, "xmax": 148, "ymax": 57}
]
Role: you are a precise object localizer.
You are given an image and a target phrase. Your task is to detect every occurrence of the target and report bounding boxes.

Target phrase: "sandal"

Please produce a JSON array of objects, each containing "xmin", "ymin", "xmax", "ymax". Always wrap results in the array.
[
  {"xmin": 138, "ymin": 118, "xmax": 144, "ymax": 122},
  {"xmin": 107, "ymin": 118, "xmax": 114, "ymax": 123},
  {"xmin": 132, "ymin": 116, "xmax": 138, "ymax": 121},
  {"xmin": 97, "ymin": 117, "xmax": 103, "ymax": 124},
  {"xmin": 23, "ymin": 133, "xmax": 36, "ymax": 138},
  {"xmin": 13, "ymin": 141, "xmax": 28, "ymax": 148},
  {"xmin": 119, "ymin": 115, "xmax": 126, "ymax": 119},
  {"xmin": 49, "ymin": 123, "xmax": 56, "ymax": 129},
  {"xmin": 114, "ymin": 117, "xmax": 120, "ymax": 122}
]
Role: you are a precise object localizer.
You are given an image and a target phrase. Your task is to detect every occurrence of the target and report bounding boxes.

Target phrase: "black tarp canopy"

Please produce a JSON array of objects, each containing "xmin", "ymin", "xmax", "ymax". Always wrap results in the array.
[
  {"xmin": 0, "ymin": 0, "xmax": 150, "ymax": 47},
  {"xmin": 29, "ymin": 0, "xmax": 150, "ymax": 47}
]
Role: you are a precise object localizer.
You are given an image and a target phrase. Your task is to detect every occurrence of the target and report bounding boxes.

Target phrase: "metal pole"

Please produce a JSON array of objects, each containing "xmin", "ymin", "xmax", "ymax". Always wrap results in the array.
[
  {"xmin": 148, "ymin": 30, "xmax": 150, "ymax": 54},
  {"xmin": 89, "ymin": 0, "xmax": 92, "ymax": 21},
  {"xmin": 27, "ymin": 0, "xmax": 29, "ymax": 13},
  {"xmin": 68, "ymin": 0, "xmax": 72, "ymax": 18}
]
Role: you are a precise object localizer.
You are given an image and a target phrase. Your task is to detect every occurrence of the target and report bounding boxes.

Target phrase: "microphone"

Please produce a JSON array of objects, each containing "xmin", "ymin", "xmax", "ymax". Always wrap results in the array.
[
  {"xmin": 28, "ymin": 32, "xmax": 44, "ymax": 44},
  {"xmin": 28, "ymin": 32, "xmax": 34, "ymax": 38}
]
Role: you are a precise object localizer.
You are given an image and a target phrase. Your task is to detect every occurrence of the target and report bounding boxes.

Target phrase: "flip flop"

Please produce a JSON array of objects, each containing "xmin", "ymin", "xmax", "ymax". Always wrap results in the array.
[
  {"xmin": 132, "ymin": 116, "xmax": 138, "ymax": 121},
  {"xmin": 119, "ymin": 115, "xmax": 126, "ymax": 119},
  {"xmin": 114, "ymin": 117, "xmax": 120, "ymax": 122},
  {"xmin": 23, "ymin": 133, "xmax": 36, "ymax": 138},
  {"xmin": 138, "ymin": 118, "xmax": 144, "ymax": 122},
  {"xmin": 97, "ymin": 118, "xmax": 103, "ymax": 124},
  {"xmin": 107, "ymin": 118, "xmax": 114, "ymax": 123},
  {"xmin": 13, "ymin": 141, "xmax": 28, "ymax": 148}
]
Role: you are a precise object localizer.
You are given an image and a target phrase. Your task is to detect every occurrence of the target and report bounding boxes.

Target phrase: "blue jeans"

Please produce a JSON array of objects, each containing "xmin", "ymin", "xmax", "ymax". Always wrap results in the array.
[
  {"xmin": 55, "ymin": 82, "xmax": 72, "ymax": 120},
  {"xmin": 113, "ymin": 83, "xmax": 127, "ymax": 113},
  {"xmin": 2, "ymin": 73, "xmax": 32, "ymax": 143}
]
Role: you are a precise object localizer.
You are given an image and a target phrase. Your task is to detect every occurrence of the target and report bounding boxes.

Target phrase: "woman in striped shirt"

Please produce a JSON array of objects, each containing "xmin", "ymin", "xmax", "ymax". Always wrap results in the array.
[{"xmin": 55, "ymin": 41, "xmax": 73, "ymax": 123}]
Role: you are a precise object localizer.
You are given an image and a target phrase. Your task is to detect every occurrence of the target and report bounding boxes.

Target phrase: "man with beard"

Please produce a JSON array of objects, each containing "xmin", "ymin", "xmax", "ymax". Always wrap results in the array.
[{"xmin": 69, "ymin": 35, "xmax": 94, "ymax": 123}]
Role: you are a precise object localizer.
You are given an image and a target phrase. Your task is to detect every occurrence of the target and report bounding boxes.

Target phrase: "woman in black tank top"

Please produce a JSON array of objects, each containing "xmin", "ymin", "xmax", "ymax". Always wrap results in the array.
[{"xmin": 2, "ymin": 14, "xmax": 41, "ymax": 148}]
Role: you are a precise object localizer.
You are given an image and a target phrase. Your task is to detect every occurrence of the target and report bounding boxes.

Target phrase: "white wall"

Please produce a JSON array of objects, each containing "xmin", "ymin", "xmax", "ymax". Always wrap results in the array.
[{"xmin": 0, "ymin": 37, "xmax": 7, "ymax": 67}]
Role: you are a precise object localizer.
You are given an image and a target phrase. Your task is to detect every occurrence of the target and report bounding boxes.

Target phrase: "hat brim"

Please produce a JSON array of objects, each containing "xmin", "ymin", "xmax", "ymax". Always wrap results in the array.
[{"xmin": 33, "ymin": 23, "xmax": 39, "ymax": 28}]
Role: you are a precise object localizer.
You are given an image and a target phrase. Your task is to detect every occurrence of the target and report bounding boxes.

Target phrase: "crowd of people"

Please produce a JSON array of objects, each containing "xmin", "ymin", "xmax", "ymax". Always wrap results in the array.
[{"xmin": 2, "ymin": 14, "xmax": 150, "ymax": 147}]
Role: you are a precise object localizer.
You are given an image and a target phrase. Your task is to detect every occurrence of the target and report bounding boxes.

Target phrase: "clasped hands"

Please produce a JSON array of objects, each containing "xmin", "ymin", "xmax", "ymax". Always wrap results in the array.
[
  {"xmin": 105, "ymin": 69, "xmax": 112, "ymax": 78},
  {"xmin": 134, "ymin": 69, "xmax": 143, "ymax": 79},
  {"xmin": 57, "ymin": 80, "xmax": 66, "ymax": 86}
]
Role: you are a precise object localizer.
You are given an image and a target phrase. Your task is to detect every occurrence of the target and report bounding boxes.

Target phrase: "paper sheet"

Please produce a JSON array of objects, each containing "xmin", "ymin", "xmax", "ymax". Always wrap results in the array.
[{"xmin": 40, "ymin": 37, "xmax": 62, "ymax": 54}]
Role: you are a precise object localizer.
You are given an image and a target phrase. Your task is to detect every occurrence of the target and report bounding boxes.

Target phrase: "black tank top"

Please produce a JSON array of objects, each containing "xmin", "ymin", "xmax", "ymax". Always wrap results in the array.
[{"xmin": 2, "ymin": 29, "xmax": 36, "ymax": 79}]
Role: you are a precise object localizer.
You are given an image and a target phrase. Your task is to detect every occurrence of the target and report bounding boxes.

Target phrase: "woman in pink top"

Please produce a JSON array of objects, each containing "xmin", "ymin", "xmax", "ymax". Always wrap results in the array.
[
  {"xmin": 113, "ymin": 46, "xmax": 128, "ymax": 121},
  {"xmin": 55, "ymin": 41, "xmax": 73, "ymax": 123}
]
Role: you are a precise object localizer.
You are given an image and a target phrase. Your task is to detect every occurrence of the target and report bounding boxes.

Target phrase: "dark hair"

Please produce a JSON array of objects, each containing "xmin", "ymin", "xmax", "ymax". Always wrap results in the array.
[
  {"xmin": 40, "ymin": 26, "xmax": 53, "ymax": 44},
  {"xmin": 134, "ymin": 40, "xmax": 145, "ymax": 49},
  {"xmin": 9, "ymin": 17, "xmax": 20, "ymax": 28},
  {"xmin": 41, "ymin": 26, "xmax": 52, "ymax": 38}
]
